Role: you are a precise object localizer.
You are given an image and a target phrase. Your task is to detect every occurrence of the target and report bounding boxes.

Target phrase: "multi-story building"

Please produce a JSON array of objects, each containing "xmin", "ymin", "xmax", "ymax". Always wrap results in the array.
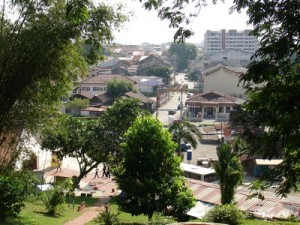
[{"xmin": 204, "ymin": 29, "xmax": 258, "ymax": 54}]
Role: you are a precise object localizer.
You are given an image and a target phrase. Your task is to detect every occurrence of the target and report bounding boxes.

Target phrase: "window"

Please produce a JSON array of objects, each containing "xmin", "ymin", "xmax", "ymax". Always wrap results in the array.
[
  {"xmin": 219, "ymin": 107, "xmax": 224, "ymax": 113},
  {"xmin": 93, "ymin": 87, "xmax": 104, "ymax": 91},
  {"xmin": 81, "ymin": 87, "xmax": 90, "ymax": 91},
  {"xmin": 226, "ymin": 106, "xmax": 231, "ymax": 113}
]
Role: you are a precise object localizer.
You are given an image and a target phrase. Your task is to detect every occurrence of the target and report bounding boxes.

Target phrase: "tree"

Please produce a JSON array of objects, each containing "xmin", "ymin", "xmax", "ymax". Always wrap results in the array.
[
  {"xmin": 0, "ymin": 176, "xmax": 25, "ymax": 222},
  {"xmin": 231, "ymin": 0, "xmax": 300, "ymax": 195},
  {"xmin": 107, "ymin": 79, "xmax": 135, "ymax": 98},
  {"xmin": 114, "ymin": 115, "xmax": 195, "ymax": 220},
  {"xmin": 0, "ymin": 0, "xmax": 127, "ymax": 137},
  {"xmin": 169, "ymin": 43, "xmax": 197, "ymax": 72},
  {"xmin": 41, "ymin": 115, "xmax": 105, "ymax": 186},
  {"xmin": 168, "ymin": 120, "xmax": 202, "ymax": 155},
  {"xmin": 146, "ymin": 66, "xmax": 171, "ymax": 84},
  {"xmin": 212, "ymin": 144, "xmax": 243, "ymax": 205},
  {"xmin": 65, "ymin": 98, "xmax": 90, "ymax": 116},
  {"xmin": 96, "ymin": 98, "xmax": 146, "ymax": 164},
  {"xmin": 188, "ymin": 70, "xmax": 201, "ymax": 82}
]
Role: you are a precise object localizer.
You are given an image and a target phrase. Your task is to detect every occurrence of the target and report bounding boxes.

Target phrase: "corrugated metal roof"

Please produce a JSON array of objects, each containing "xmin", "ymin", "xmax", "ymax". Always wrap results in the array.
[{"xmin": 187, "ymin": 179, "xmax": 300, "ymax": 219}]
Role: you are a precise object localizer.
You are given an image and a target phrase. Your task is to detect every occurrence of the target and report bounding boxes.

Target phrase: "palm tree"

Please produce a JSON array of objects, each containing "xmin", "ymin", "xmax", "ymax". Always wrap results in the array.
[
  {"xmin": 212, "ymin": 143, "xmax": 244, "ymax": 205},
  {"xmin": 168, "ymin": 120, "xmax": 202, "ymax": 155}
]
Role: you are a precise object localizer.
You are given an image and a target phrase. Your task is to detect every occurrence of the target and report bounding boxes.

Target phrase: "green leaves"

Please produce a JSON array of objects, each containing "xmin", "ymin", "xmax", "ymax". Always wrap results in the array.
[
  {"xmin": 66, "ymin": 0, "xmax": 89, "ymax": 24},
  {"xmin": 114, "ymin": 115, "xmax": 195, "ymax": 219}
]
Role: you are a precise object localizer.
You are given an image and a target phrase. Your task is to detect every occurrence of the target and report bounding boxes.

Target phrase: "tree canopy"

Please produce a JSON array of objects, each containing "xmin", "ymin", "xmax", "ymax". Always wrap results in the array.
[
  {"xmin": 232, "ymin": 0, "xmax": 300, "ymax": 195},
  {"xmin": 146, "ymin": 66, "xmax": 171, "ymax": 84},
  {"xmin": 169, "ymin": 43, "xmax": 197, "ymax": 72},
  {"xmin": 114, "ymin": 115, "xmax": 195, "ymax": 220},
  {"xmin": 41, "ymin": 115, "xmax": 105, "ymax": 185},
  {"xmin": 107, "ymin": 79, "xmax": 135, "ymax": 98},
  {"xmin": 0, "ymin": 0, "xmax": 127, "ymax": 135}
]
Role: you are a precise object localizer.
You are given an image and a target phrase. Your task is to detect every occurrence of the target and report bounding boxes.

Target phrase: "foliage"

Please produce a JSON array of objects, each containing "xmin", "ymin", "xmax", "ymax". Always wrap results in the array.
[
  {"xmin": 212, "ymin": 144, "xmax": 244, "ymax": 205},
  {"xmin": 204, "ymin": 204, "xmax": 244, "ymax": 225},
  {"xmin": 114, "ymin": 115, "xmax": 195, "ymax": 220},
  {"xmin": 42, "ymin": 187, "xmax": 65, "ymax": 215},
  {"xmin": 96, "ymin": 204, "xmax": 120, "ymax": 225},
  {"xmin": 41, "ymin": 115, "xmax": 103, "ymax": 186},
  {"xmin": 0, "ymin": 176, "xmax": 25, "ymax": 222},
  {"xmin": 168, "ymin": 120, "xmax": 202, "ymax": 155},
  {"xmin": 188, "ymin": 70, "xmax": 201, "ymax": 81},
  {"xmin": 65, "ymin": 98, "xmax": 90, "ymax": 115},
  {"xmin": 107, "ymin": 78, "xmax": 135, "ymax": 98},
  {"xmin": 0, "ymin": 0, "xmax": 127, "ymax": 136},
  {"xmin": 146, "ymin": 66, "xmax": 171, "ymax": 84},
  {"xmin": 96, "ymin": 98, "xmax": 146, "ymax": 165},
  {"xmin": 231, "ymin": 0, "xmax": 300, "ymax": 195},
  {"xmin": 169, "ymin": 43, "xmax": 197, "ymax": 72}
]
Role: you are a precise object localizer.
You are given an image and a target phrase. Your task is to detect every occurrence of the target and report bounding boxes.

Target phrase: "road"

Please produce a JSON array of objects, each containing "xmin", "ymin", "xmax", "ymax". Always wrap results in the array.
[{"xmin": 153, "ymin": 73, "xmax": 219, "ymax": 163}]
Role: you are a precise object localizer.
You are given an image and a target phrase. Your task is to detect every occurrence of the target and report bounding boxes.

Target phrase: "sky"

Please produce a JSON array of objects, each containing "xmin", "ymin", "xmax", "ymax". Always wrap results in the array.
[{"xmin": 113, "ymin": 0, "xmax": 252, "ymax": 45}]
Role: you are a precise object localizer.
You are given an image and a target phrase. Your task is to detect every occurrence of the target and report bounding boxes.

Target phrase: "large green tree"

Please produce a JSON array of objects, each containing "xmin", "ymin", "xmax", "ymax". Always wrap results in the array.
[
  {"xmin": 41, "ymin": 115, "xmax": 106, "ymax": 186},
  {"xmin": 168, "ymin": 120, "xmax": 202, "ymax": 155},
  {"xmin": 212, "ymin": 144, "xmax": 243, "ymax": 205},
  {"xmin": 231, "ymin": 0, "xmax": 300, "ymax": 195},
  {"xmin": 114, "ymin": 115, "xmax": 195, "ymax": 220},
  {"xmin": 169, "ymin": 43, "xmax": 197, "ymax": 72},
  {"xmin": 0, "ymin": 0, "xmax": 127, "ymax": 136}
]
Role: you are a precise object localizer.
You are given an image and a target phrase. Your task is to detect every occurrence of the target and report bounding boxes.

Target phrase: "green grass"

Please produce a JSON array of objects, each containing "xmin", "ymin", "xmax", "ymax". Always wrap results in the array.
[
  {"xmin": 191, "ymin": 219, "xmax": 298, "ymax": 225},
  {"xmin": 87, "ymin": 199, "xmax": 175, "ymax": 225},
  {"xmin": 0, "ymin": 196, "xmax": 98, "ymax": 225}
]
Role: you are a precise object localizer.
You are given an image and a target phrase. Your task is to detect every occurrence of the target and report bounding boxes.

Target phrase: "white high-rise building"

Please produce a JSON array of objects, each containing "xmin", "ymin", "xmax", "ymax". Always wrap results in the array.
[{"xmin": 204, "ymin": 29, "xmax": 259, "ymax": 54}]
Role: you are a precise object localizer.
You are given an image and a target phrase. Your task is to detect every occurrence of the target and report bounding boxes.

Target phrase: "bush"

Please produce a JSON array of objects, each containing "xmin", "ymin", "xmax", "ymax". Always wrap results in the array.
[
  {"xmin": 42, "ymin": 188, "xmax": 65, "ymax": 215},
  {"xmin": 0, "ymin": 176, "xmax": 25, "ymax": 222},
  {"xmin": 204, "ymin": 204, "xmax": 244, "ymax": 225},
  {"xmin": 96, "ymin": 204, "xmax": 120, "ymax": 225}
]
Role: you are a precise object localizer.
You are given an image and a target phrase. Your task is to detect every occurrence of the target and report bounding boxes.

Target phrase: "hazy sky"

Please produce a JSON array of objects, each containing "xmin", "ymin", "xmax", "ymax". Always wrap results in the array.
[{"xmin": 113, "ymin": 0, "xmax": 252, "ymax": 45}]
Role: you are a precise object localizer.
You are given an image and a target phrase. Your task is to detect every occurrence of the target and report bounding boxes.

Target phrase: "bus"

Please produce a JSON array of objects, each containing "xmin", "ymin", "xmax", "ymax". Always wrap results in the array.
[{"xmin": 180, "ymin": 163, "xmax": 217, "ymax": 182}]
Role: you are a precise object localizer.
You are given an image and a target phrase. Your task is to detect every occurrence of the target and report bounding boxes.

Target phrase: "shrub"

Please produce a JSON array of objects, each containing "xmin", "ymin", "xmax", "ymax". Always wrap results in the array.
[
  {"xmin": 204, "ymin": 204, "xmax": 244, "ymax": 225},
  {"xmin": 96, "ymin": 204, "xmax": 120, "ymax": 225},
  {"xmin": 42, "ymin": 188, "xmax": 65, "ymax": 215},
  {"xmin": 0, "ymin": 176, "xmax": 25, "ymax": 222}
]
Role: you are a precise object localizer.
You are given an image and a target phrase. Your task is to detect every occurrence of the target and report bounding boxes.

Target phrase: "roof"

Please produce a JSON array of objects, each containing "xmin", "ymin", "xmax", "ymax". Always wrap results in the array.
[
  {"xmin": 255, "ymin": 159, "xmax": 283, "ymax": 166},
  {"xmin": 186, "ymin": 91, "xmax": 239, "ymax": 104},
  {"xmin": 91, "ymin": 93, "xmax": 114, "ymax": 104},
  {"xmin": 138, "ymin": 80, "xmax": 163, "ymax": 87},
  {"xmin": 122, "ymin": 91, "xmax": 155, "ymax": 104},
  {"xmin": 80, "ymin": 74, "xmax": 137, "ymax": 85},
  {"xmin": 81, "ymin": 106, "xmax": 107, "ymax": 112},
  {"xmin": 72, "ymin": 93, "xmax": 93, "ymax": 99},
  {"xmin": 202, "ymin": 63, "xmax": 245, "ymax": 78},
  {"xmin": 181, "ymin": 163, "xmax": 215, "ymax": 176},
  {"xmin": 187, "ymin": 179, "xmax": 300, "ymax": 219}
]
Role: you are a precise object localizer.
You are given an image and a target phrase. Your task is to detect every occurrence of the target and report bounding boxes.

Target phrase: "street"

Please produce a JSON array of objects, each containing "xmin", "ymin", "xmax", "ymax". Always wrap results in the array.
[{"xmin": 153, "ymin": 73, "xmax": 219, "ymax": 163}]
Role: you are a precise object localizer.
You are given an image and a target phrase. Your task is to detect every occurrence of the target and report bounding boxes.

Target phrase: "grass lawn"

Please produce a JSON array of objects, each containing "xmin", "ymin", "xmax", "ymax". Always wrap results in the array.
[{"xmin": 0, "ymin": 196, "xmax": 98, "ymax": 225}]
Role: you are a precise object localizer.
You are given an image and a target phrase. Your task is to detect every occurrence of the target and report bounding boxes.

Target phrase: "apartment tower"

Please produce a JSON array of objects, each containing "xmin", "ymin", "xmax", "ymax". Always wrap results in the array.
[{"xmin": 204, "ymin": 29, "xmax": 258, "ymax": 54}]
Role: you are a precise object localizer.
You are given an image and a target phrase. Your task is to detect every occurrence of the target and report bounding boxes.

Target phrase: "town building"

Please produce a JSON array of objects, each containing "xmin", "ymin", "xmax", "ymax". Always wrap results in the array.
[{"xmin": 204, "ymin": 29, "xmax": 258, "ymax": 54}]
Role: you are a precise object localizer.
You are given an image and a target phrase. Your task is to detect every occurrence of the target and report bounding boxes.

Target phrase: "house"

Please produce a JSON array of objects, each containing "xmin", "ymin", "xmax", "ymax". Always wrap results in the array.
[
  {"xmin": 122, "ymin": 91, "xmax": 155, "ymax": 110},
  {"xmin": 135, "ymin": 76, "xmax": 164, "ymax": 93},
  {"xmin": 78, "ymin": 74, "xmax": 137, "ymax": 96},
  {"xmin": 185, "ymin": 91, "xmax": 245, "ymax": 122},
  {"xmin": 80, "ymin": 106, "xmax": 107, "ymax": 117},
  {"xmin": 90, "ymin": 92, "xmax": 114, "ymax": 106},
  {"xmin": 201, "ymin": 63, "xmax": 247, "ymax": 99},
  {"xmin": 96, "ymin": 58, "xmax": 131, "ymax": 76},
  {"xmin": 136, "ymin": 54, "xmax": 173, "ymax": 75}
]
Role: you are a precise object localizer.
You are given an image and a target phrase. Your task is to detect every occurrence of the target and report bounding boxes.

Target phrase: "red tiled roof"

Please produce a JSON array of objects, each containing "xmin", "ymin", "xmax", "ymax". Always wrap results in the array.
[{"xmin": 122, "ymin": 91, "xmax": 154, "ymax": 104}]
